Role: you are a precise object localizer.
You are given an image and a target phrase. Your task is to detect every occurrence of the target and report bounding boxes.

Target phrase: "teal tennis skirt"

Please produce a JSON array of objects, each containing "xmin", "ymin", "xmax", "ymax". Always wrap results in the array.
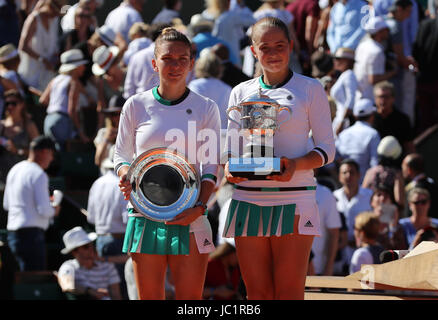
[
  {"xmin": 222, "ymin": 200, "xmax": 297, "ymax": 238},
  {"xmin": 122, "ymin": 214, "xmax": 190, "ymax": 255}
]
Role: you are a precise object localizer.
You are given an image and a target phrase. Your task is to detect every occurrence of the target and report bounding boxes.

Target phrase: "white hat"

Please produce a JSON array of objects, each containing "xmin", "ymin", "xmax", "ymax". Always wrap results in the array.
[
  {"xmin": 96, "ymin": 25, "xmax": 116, "ymax": 46},
  {"xmin": 364, "ymin": 16, "xmax": 389, "ymax": 35},
  {"xmin": 92, "ymin": 45, "xmax": 120, "ymax": 76},
  {"xmin": 0, "ymin": 43, "xmax": 19, "ymax": 63},
  {"xmin": 353, "ymin": 98, "xmax": 376, "ymax": 117},
  {"xmin": 59, "ymin": 49, "xmax": 88, "ymax": 74},
  {"xmin": 101, "ymin": 145, "xmax": 115, "ymax": 169},
  {"xmin": 377, "ymin": 136, "xmax": 402, "ymax": 159},
  {"xmin": 61, "ymin": 226, "xmax": 97, "ymax": 254},
  {"xmin": 333, "ymin": 47, "xmax": 355, "ymax": 60}
]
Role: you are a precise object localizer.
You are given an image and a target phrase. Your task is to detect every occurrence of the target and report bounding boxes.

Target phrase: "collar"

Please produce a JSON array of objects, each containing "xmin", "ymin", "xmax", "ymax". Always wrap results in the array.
[
  {"xmin": 152, "ymin": 86, "xmax": 190, "ymax": 106},
  {"xmin": 259, "ymin": 69, "xmax": 293, "ymax": 89}
]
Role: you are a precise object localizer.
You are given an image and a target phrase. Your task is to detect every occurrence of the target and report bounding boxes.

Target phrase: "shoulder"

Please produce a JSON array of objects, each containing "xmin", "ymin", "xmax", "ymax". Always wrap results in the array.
[{"xmin": 230, "ymin": 77, "xmax": 259, "ymax": 97}]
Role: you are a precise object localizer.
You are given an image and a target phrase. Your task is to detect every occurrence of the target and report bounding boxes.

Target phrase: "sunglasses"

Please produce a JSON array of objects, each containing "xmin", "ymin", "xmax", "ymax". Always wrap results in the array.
[
  {"xmin": 410, "ymin": 199, "xmax": 429, "ymax": 205},
  {"xmin": 5, "ymin": 101, "xmax": 19, "ymax": 107}
]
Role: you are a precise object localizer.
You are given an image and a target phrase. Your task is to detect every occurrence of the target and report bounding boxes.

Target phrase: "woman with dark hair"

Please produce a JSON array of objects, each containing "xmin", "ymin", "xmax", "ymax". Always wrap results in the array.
[
  {"xmin": 115, "ymin": 27, "xmax": 221, "ymax": 299},
  {"xmin": 0, "ymin": 90, "xmax": 39, "ymax": 184}
]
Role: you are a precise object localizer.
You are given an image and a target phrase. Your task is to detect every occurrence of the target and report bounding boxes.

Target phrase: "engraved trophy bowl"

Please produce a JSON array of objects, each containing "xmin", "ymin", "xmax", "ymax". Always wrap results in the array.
[
  {"xmin": 226, "ymin": 89, "xmax": 292, "ymax": 179},
  {"xmin": 127, "ymin": 147, "xmax": 200, "ymax": 221}
]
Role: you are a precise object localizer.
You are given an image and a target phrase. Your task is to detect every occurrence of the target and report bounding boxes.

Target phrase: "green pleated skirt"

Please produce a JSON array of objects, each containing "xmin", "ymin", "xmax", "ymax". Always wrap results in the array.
[
  {"xmin": 122, "ymin": 211, "xmax": 190, "ymax": 255},
  {"xmin": 222, "ymin": 200, "xmax": 296, "ymax": 238}
]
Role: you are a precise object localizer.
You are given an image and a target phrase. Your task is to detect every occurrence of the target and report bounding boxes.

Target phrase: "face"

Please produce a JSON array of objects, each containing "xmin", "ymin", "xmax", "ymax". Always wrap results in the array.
[
  {"xmin": 72, "ymin": 243, "xmax": 96, "ymax": 269},
  {"xmin": 152, "ymin": 41, "xmax": 194, "ymax": 86},
  {"xmin": 374, "ymin": 88, "xmax": 394, "ymax": 118},
  {"xmin": 408, "ymin": 192, "xmax": 430, "ymax": 217},
  {"xmin": 371, "ymin": 189, "xmax": 391, "ymax": 209},
  {"xmin": 75, "ymin": 9, "xmax": 93, "ymax": 28},
  {"xmin": 251, "ymin": 26, "xmax": 292, "ymax": 75},
  {"xmin": 394, "ymin": 6, "xmax": 413, "ymax": 21},
  {"xmin": 339, "ymin": 163, "xmax": 360, "ymax": 189},
  {"xmin": 39, "ymin": 149, "xmax": 54, "ymax": 170},
  {"xmin": 5, "ymin": 97, "xmax": 24, "ymax": 114},
  {"xmin": 333, "ymin": 58, "xmax": 350, "ymax": 72}
]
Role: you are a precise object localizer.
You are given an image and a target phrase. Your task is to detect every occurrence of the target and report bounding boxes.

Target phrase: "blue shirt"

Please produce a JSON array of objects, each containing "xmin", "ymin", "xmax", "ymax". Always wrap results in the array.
[
  {"xmin": 191, "ymin": 32, "xmax": 239, "ymax": 66},
  {"xmin": 399, "ymin": 217, "xmax": 438, "ymax": 249},
  {"xmin": 326, "ymin": 0, "xmax": 368, "ymax": 53}
]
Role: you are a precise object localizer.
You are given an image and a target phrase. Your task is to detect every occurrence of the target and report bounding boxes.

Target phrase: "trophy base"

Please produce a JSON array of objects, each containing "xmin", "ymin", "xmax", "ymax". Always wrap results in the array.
[{"xmin": 229, "ymin": 157, "xmax": 281, "ymax": 180}]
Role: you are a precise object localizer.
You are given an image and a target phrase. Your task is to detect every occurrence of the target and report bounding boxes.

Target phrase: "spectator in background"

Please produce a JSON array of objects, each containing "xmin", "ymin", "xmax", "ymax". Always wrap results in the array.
[
  {"xmin": 336, "ymin": 99, "xmax": 381, "ymax": 183},
  {"xmin": 210, "ymin": 43, "xmax": 250, "ymax": 88},
  {"xmin": 212, "ymin": 0, "xmax": 255, "ymax": 68},
  {"xmin": 372, "ymin": 81, "xmax": 415, "ymax": 156},
  {"xmin": 413, "ymin": 0, "xmax": 438, "ymax": 134},
  {"xmin": 152, "ymin": 0, "xmax": 182, "ymax": 25},
  {"xmin": 94, "ymin": 95, "xmax": 124, "ymax": 175},
  {"xmin": 122, "ymin": 22, "xmax": 152, "ymax": 67},
  {"xmin": 188, "ymin": 49, "xmax": 232, "ymax": 131},
  {"xmin": 369, "ymin": 184, "xmax": 408, "ymax": 250},
  {"xmin": 310, "ymin": 48, "xmax": 334, "ymax": 79},
  {"xmin": 104, "ymin": 0, "xmax": 144, "ymax": 43},
  {"xmin": 349, "ymin": 211, "xmax": 384, "ymax": 274},
  {"xmin": 385, "ymin": 0, "xmax": 417, "ymax": 127},
  {"xmin": 313, "ymin": 181, "xmax": 341, "ymax": 276},
  {"xmin": 399, "ymin": 188, "xmax": 438, "ymax": 248},
  {"xmin": 333, "ymin": 159, "xmax": 373, "ymax": 273},
  {"xmin": 18, "ymin": 0, "xmax": 63, "ymax": 91},
  {"xmin": 0, "ymin": 90, "xmax": 40, "ymax": 185},
  {"xmin": 59, "ymin": 5, "xmax": 95, "ymax": 53},
  {"xmin": 326, "ymin": 0, "xmax": 367, "ymax": 53},
  {"xmin": 60, "ymin": 0, "xmax": 99, "ymax": 33},
  {"xmin": 354, "ymin": 16, "xmax": 397, "ymax": 101},
  {"xmin": 123, "ymin": 23, "xmax": 171, "ymax": 99},
  {"xmin": 3, "ymin": 136, "xmax": 59, "ymax": 271},
  {"xmin": 330, "ymin": 47, "xmax": 359, "ymax": 136},
  {"xmin": 313, "ymin": 0, "xmax": 335, "ymax": 51},
  {"xmin": 40, "ymin": 49, "xmax": 90, "ymax": 151},
  {"xmin": 402, "ymin": 153, "xmax": 438, "ymax": 219},
  {"xmin": 362, "ymin": 135, "xmax": 406, "ymax": 209},
  {"xmin": 286, "ymin": 0, "xmax": 321, "ymax": 75},
  {"xmin": 87, "ymin": 145, "xmax": 129, "ymax": 299},
  {"xmin": 57, "ymin": 226, "xmax": 122, "ymax": 300}
]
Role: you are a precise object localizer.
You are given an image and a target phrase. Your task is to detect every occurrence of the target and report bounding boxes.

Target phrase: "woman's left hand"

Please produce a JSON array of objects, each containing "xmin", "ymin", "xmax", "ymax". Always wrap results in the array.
[
  {"xmin": 165, "ymin": 206, "xmax": 204, "ymax": 226},
  {"xmin": 266, "ymin": 157, "xmax": 296, "ymax": 182}
]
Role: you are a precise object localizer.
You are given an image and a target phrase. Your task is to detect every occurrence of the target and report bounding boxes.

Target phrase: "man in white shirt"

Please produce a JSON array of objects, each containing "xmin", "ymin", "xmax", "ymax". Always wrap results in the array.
[
  {"xmin": 312, "ymin": 182, "xmax": 341, "ymax": 275},
  {"xmin": 3, "ymin": 136, "xmax": 59, "ymax": 271},
  {"xmin": 336, "ymin": 98, "xmax": 381, "ymax": 183},
  {"xmin": 333, "ymin": 159, "xmax": 373, "ymax": 274},
  {"xmin": 104, "ymin": 0, "xmax": 144, "ymax": 43},
  {"xmin": 354, "ymin": 16, "xmax": 398, "ymax": 100}
]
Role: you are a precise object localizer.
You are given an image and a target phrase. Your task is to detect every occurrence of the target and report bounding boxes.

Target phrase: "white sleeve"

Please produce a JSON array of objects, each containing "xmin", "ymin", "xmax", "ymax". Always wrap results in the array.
[
  {"xmin": 200, "ymin": 99, "xmax": 221, "ymax": 183},
  {"xmin": 325, "ymin": 191, "xmax": 342, "ymax": 229},
  {"xmin": 369, "ymin": 132, "xmax": 381, "ymax": 169},
  {"xmin": 349, "ymin": 248, "xmax": 373, "ymax": 274},
  {"xmin": 307, "ymin": 80, "xmax": 336, "ymax": 166},
  {"xmin": 33, "ymin": 173, "xmax": 55, "ymax": 218},
  {"xmin": 114, "ymin": 98, "xmax": 136, "ymax": 175},
  {"xmin": 123, "ymin": 56, "xmax": 139, "ymax": 99},
  {"xmin": 368, "ymin": 51, "xmax": 385, "ymax": 76},
  {"xmin": 345, "ymin": 72, "xmax": 359, "ymax": 111},
  {"xmin": 86, "ymin": 182, "xmax": 97, "ymax": 225}
]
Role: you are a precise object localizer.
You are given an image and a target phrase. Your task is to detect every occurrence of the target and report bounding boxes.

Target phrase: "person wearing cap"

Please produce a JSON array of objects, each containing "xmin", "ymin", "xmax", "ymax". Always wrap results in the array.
[
  {"xmin": 371, "ymin": 80, "xmax": 415, "ymax": 155},
  {"xmin": 57, "ymin": 226, "xmax": 122, "ymax": 300},
  {"xmin": 362, "ymin": 135, "xmax": 406, "ymax": 209},
  {"xmin": 3, "ymin": 135, "xmax": 59, "ymax": 271},
  {"xmin": 104, "ymin": 0, "xmax": 144, "ymax": 43},
  {"xmin": 94, "ymin": 95, "xmax": 125, "ymax": 175},
  {"xmin": 17, "ymin": 0, "xmax": 63, "ymax": 91},
  {"xmin": 329, "ymin": 47, "xmax": 359, "ymax": 136},
  {"xmin": 354, "ymin": 16, "xmax": 397, "ymax": 101},
  {"xmin": 87, "ymin": 145, "xmax": 129, "ymax": 299},
  {"xmin": 39, "ymin": 49, "xmax": 90, "ymax": 151},
  {"xmin": 326, "ymin": 0, "xmax": 368, "ymax": 53},
  {"xmin": 336, "ymin": 98, "xmax": 381, "ymax": 183}
]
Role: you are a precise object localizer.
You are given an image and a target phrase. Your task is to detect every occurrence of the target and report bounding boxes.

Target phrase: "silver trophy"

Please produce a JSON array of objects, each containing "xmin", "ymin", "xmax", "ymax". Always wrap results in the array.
[
  {"xmin": 127, "ymin": 147, "xmax": 200, "ymax": 221},
  {"xmin": 226, "ymin": 88, "xmax": 292, "ymax": 179}
]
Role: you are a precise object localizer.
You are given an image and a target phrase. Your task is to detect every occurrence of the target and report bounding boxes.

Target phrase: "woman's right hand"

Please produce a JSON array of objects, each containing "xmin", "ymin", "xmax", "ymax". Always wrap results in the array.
[
  {"xmin": 118, "ymin": 166, "xmax": 132, "ymax": 200},
  {"xmin": 224, "ymin": 161, "xmax": 248, "ymax": 184}
]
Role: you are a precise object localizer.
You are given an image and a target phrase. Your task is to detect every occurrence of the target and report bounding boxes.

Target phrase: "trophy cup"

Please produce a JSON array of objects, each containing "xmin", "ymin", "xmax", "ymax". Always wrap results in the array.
[
  {"xmin": 127, "ymin": 147, "xmax": 200, "ymax": 221},
  {"xmin": 226, "ymin": 88, "xmax": 292, "ymax": 180}
]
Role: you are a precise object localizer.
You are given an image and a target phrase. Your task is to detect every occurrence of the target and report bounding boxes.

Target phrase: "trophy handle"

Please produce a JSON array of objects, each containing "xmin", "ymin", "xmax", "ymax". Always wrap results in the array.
[
  {"xmin": 277, "ymin": 105, "xmax": 292, "ymax": 129},
  {"xmin": 226, "ymin": 105, "xmax": 242, "ymax": 127}
]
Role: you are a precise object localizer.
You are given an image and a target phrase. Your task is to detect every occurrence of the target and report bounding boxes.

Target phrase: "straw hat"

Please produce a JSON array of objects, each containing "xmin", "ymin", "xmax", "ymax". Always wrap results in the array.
[
  {"xmin": 333, "ymin": 47, "xmax": 355, "ymax": 61},
  {"xmin": 61, "ymin": 226, "xmax": 97, "ymax": 254},
  {"xmin": 0, "ymin": 44, "xmax": 19, "ymax": 64},
  {"xmin": 92, "ymin": 45, "xmax": 120, "ymax": 76},
  {"xmin": 58, "ymin": 49, "xmax": 88, "ymax": 74}
]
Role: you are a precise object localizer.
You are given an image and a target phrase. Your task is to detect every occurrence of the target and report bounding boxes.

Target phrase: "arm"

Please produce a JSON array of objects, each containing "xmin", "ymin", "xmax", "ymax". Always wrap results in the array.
[
  {"xmin": 34, "ymin": 173, "xmax": 56, "ymax": 218},
  {"xmin": 68, "ymin": 79, "xmax": 89, "ymax": 143},
  {"xmin": 108, "ymin": 283, "xmax": 122, "ymax": 300},
  {"xmin": 305, "ymin": 14, "xmax": 319, "ymax": 54},
  {"xmin": 323, "ymin": 228, "xmax": 339, "ymax": 275},
  {"xmin": 38, "ymin": 80, "xmax": 52, "ymax": 106}
]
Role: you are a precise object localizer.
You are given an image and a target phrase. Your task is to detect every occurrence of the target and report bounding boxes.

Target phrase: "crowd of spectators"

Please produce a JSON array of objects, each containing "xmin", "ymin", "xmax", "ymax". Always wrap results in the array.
[{"xmin": 0, "ymin": 0, "xmax": 437, "ymax": 300}]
